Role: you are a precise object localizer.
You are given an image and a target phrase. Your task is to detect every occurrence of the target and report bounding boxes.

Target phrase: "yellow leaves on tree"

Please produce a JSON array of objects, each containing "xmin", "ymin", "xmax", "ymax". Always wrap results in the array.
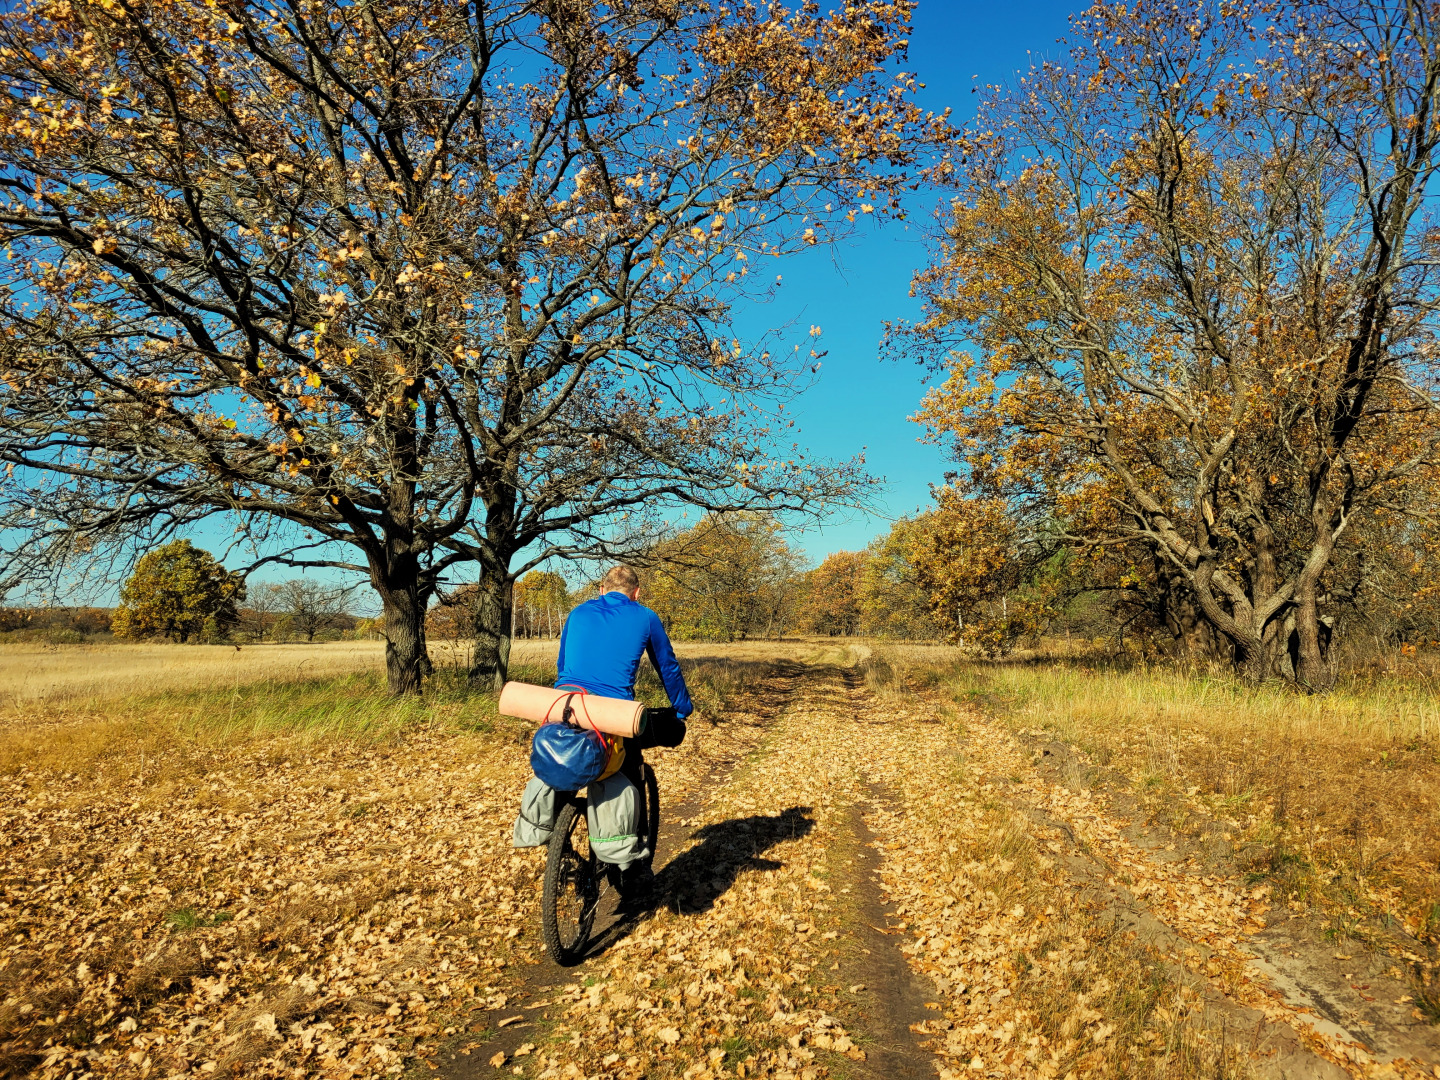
[
  {"xmin": 907, "ymin": 491, "xmax": 1052, "ymax": 656},
  {"xmin": 801, "ymin": 550, "xmax": 866, "ymax": 636},
  {"xmin": 512, "ymin": 570, "xmax": 571, "ymax": 639},
  {"xmin": 898, "ymin": 0, "xmax": 1440, "ymax": 686},
  {"xmin": 643, "ymin": 513, "xmax": 803, "ymax": 642},
  {"xmin": 0, "ymin": 0, "xmax": 947, "ymax": 695},
  {"xmin": 854, "ymin": 518, "xmax": 943, "ymax": 640}
]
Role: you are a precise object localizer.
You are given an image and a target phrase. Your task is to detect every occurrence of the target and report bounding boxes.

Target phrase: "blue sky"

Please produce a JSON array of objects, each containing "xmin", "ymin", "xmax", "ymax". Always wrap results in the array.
[{"xmin": 763, "ymin": 0, "xmax": 1081, "ymax": 562}]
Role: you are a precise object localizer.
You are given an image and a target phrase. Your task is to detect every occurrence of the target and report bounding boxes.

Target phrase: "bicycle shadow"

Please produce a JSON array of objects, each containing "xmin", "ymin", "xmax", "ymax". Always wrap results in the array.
[{"xmin": 580, "ymin": 806, "xmax": 815, "ymax": 961}]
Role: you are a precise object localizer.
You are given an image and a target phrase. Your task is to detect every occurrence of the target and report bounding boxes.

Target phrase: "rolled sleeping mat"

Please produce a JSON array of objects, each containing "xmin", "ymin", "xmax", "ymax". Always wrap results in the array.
[{"xmin": 498, "ymin": 681, "xmax": 647, "ymax": 738}]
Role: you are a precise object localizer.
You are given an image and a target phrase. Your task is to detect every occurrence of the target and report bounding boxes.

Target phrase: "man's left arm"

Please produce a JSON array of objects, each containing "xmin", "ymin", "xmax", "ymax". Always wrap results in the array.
[{"xmin": 645, "ymin": 612, "xmax": 693, "ymax": 717}]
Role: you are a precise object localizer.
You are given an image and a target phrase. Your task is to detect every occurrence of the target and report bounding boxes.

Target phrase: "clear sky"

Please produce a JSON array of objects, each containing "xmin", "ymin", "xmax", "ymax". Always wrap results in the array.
[{"xmin": 756, "ymin": 0, "xmax": 1081, "ymax": 563}]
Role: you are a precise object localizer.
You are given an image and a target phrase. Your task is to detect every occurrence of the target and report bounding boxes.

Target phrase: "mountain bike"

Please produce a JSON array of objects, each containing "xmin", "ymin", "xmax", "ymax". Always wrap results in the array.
[{"xmin": 540, "ymin": 760, "xmax": 659, "ymax": 966}]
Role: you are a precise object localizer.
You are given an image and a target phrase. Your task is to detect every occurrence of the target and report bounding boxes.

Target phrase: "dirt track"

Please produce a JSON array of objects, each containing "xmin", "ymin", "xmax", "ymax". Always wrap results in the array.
[{"xmin": 430, "ymin": 659, "xmax": 1438, "ymax": 1079}]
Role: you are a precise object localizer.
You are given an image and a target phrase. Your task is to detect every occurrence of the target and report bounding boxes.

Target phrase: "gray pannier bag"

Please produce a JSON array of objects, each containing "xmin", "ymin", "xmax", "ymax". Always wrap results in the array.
[
  {"xmin": 585, "ymin": 772, "xmax": 650, "ymax": 869},
  {"xmin": 511, "ymin": 773, "xmax": 650, "ymax": 870},
  {"xmin": 512, "ymin": 777, "xmax": 559, "ymax": 848}
]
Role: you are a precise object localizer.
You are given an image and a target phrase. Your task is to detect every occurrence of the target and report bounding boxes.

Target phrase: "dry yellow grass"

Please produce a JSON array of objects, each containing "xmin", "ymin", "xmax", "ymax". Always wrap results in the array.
[
  {"xmin": 0, "ymin": 635, "xmax": 839, "ymax": 710},
  {"xmin": 0, "ymin": 636, "xmax": 813, "ymax": 785},
  {"xmin": 0, "ymin": 638, "xmax": 572, "ymax": 708},
  {"xmin": 0, "ymin": 640, "xmax": 383, "ymax": 707},
  {"xmin": 922, "ymin": 647, "xmax": 1440, "ymax": 964}
]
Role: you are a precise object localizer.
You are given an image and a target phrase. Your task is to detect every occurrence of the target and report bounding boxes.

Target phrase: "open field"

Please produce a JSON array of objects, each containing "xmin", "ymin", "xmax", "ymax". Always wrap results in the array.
[
  {"xmin": 0, "ymin": 641, "xmax": 389, "ymax": 709},
  {"xmin": 0, "ymin": 638, "xmax": 825, "ymax": 710},
  {"xmin": 0, "ymin": 639, "xmax": 542, "ymax": 708},
  {"xmin": 0, "ymin": 639, "xmax": 1436, "ymax": 1080},
  {"xmin": 928, "ymin": 652, "xmax": 1440, "ymax": 953}
]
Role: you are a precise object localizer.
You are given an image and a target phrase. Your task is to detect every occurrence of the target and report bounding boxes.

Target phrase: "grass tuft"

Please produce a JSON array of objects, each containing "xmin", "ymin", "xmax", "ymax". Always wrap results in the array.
[{"xmin": 163, "ymin": 907, "xmax": 232, "ymax": 932}]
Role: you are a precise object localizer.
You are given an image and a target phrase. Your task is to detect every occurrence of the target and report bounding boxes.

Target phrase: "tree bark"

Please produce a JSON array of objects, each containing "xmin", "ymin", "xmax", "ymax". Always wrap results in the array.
[
  {"xmin": 379, "ymin": 582, "xmax": 429, "ymax": 697},
  {"xmin": 1293, "ymin": 574, "xmax": 1336, "ymax": 691},
  {"xmin": 470, "ymin": 572, "xmax": 514, "ymax": 690}
]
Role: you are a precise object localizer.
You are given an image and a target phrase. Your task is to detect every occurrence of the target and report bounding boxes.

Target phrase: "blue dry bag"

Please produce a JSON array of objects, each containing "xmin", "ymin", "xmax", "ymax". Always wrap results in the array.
[{"xmin": 530, "ymin": 722, "xmax": 607, "ymax": 791}]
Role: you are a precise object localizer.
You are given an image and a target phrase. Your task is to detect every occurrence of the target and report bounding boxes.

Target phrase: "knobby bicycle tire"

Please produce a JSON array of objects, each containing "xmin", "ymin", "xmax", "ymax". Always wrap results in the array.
[
  {"xmin": 641, "ymin": 763, "xmax": 660, "ymax": 867},
  {"xmin": 541, "ymin": 799, "xmax": 598, "ymax": 965}
]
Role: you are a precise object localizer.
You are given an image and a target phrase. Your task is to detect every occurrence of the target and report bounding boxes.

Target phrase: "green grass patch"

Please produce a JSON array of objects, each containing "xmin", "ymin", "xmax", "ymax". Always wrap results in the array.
[{"xmin": 163, "ymin": 907, "xmax": 232, "ymax": 931}]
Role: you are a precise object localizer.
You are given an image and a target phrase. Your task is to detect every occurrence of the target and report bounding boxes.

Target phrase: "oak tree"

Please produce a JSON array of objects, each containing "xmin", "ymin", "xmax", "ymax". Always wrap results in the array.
[
  {"xmin": 644, "ymin": 511, "xmax": 802, "ymax": 640},
  {"xmin": 802, "ymin": 549, "xmax": 864, "ymax": 636},
  {"xmin": 855, "ymin": 515, "xmax": 941, "ymax": 639},
  {"xmin": 904, "ymin": 0, "xmax": 1440, "ymax": 687},
  {"xmin": 274, "ymin": 578, "xmax": 355, "ymax": 642},
  {"xmin": 0, "ymin": 0, "xmax": 949, "ymax": 693},
  {"xmin": 236, "ymin": 581, "xmax": 286, "ymax": 642},
  {"xmin": 905, "ymin": 491, "xmax": 1052, "ymax": 655},
  {"xmin": 112, "ymin": 539, "xmax": 244, "ymax": 642}
]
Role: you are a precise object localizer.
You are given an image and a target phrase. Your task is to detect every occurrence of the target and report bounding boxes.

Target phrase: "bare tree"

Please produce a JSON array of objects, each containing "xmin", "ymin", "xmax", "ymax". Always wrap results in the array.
[
  {"xmin": 237, "ymin": 582, "xmax": 286, "ymax": 643},
  {"xmin": 0, "ymin": 0, "xmax": 948, "ymax": 694},
  {"xmin": 274, "ymin": 579, "xmax": 355, "ymax": 643}
]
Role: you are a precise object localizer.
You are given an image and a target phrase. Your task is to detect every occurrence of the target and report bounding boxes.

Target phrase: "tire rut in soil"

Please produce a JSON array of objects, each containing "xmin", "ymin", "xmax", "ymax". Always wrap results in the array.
[
  {"xmin": 837, "ymin": 794, "xmax": 942, "ymax": 1080},
  {"xmin": 838, "ymin": 664, "xmax": 942, "ymax": 1080}
]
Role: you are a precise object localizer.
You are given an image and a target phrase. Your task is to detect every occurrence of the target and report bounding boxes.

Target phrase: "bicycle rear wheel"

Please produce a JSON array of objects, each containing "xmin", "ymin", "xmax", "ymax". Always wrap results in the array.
[
  {"xmin": 639, "ymin": 763, "xmax": 660, "ymax": 866},
  {"xmin": 541, "ymin": 800, "xmax": 599, "ymax": 965}
]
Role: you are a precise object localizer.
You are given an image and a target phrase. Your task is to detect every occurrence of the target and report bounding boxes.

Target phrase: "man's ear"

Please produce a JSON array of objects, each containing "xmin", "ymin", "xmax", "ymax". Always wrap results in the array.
[{"xmin": 631, "ymin": 586, "xmax": 641, "ymax": 601}]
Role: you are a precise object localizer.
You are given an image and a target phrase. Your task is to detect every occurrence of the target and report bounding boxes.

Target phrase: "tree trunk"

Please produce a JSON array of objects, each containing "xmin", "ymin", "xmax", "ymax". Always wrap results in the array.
[
  {"xmin": 379, "ymin": 582, "xmax": 428, "ymax": 696},
  {"xmin": 1236, "ymin": 637, "xmax": 1269, "ymax": 685},
  {"xmin": 469, "ymin": 572, "xmax": 514, "ymax": 690},
  {"xmin": 1293, "ymin": 581, "xmax": 1335, "ymax": 691},
  {"xmin": 1159, "ymin": 574, "xmax": 1230, "ymax": 663}
]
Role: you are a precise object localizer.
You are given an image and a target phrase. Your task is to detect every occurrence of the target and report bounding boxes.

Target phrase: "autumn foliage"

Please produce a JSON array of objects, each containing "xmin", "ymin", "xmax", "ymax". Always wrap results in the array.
[
  {"xmin": 0, "ymin": 0, "xmax": 951, "ymax": 695},
  {"xmin": 643, "ymin": 513, "xmax": 803, "ymax": 641},
  {"xmin": 801, "ymin": 550, "xmax": 865, "ymax": 636},
  {"xmin": 900, "ymin": 0, "xmax": 1440, "ymax": 686},
  {"xmin": 111, "ymin": 540, "xmax": 245, "ymax": 643}
]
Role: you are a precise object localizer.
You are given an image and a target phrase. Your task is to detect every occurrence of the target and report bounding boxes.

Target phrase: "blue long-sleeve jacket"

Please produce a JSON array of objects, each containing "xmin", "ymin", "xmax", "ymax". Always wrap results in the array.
[{"xmin": 554, "ymin": 592, "xmax": 692, "ymax": 717}]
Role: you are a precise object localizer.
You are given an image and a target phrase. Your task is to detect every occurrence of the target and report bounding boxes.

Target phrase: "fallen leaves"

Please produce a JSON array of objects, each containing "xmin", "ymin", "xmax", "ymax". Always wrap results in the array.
[
  {"xmin": 5, "ymin": 648, "xmax": 1429, "ymax": 1080},
  {"xmin": 0, "ymin": 722, "xmax": 542, "ymax": 1079}
]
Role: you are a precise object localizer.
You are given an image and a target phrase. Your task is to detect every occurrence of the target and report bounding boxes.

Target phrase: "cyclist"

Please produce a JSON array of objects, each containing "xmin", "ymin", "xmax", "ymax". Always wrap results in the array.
[{"xmin": 552, "ymin": 564, "xmax": 691, "ymax": 900}]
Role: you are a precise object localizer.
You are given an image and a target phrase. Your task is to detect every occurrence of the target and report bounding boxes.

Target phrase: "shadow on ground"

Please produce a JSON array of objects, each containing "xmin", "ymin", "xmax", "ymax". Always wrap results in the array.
[
  {"xmin": 661, "ymin": 805, "xmax": 815, "ymax": 914},
  {"xmin": 578, "ymin": 805, "xmax": 815, "ymax": 961}
]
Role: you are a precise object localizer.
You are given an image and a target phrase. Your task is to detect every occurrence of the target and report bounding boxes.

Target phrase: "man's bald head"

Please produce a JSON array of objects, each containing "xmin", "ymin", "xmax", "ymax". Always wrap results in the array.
[{"xmin": 599, "ymin": 564, "xmax": 640, "ymax": 596}]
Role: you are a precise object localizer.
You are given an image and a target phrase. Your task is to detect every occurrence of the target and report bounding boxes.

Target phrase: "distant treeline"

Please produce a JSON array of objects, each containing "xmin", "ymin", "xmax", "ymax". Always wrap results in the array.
[
  {"xmin": 0, "ymin": 606, "xmax": 113, "ymax": 643},
  {"xmin": 3, "ymin": 540, "xmax": 374, "ymax": 646},
  {"xmin": 426, "ymin": 512, "xmax": 945, "ymax": 644}
]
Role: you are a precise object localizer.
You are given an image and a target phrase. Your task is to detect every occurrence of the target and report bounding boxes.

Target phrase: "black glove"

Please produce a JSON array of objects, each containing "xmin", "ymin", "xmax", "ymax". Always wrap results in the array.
[{"xmin": 634, "ymin": 707, "xmax": 687, "ymax": 749}]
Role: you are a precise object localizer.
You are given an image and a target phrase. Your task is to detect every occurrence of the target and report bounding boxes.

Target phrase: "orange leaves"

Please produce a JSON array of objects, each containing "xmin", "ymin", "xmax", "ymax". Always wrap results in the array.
[
  {"xmin": 893, "ymin": 0, "xmax": 1440, "ymax": 676},
  {"xmin": 801, "ymin": 550, "xmax": 867, "ymax": 636}
]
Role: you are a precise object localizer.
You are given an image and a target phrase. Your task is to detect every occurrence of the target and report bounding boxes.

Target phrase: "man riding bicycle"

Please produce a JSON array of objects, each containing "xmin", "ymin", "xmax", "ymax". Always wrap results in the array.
[{"xmin": 513, "ymin": 564, "xmax": 690, "ymax": 902}]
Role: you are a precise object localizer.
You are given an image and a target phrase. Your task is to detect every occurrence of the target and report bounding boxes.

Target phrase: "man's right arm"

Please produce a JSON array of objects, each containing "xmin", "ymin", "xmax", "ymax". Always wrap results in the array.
[{"xmin": 645, "ymin": 611, "xmax": 692, "ymax": 717}]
